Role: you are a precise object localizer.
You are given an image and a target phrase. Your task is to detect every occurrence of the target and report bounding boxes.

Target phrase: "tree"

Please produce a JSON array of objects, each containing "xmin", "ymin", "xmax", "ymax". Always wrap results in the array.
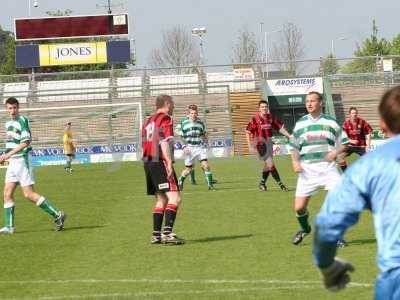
[
  {"xmin": 320, "ymin": 54, "xmax": 340, "ymax": 75},
  {"xmin": 342, "ymin": 20, "xmax": 391, "ymax": 73},
  {"xmin": 148, "ymin": 26, "xmax": 199, "ymax": 74},
  {"xmin": 271, "ymin": 22, "xmax": 305, "ymax": 77},
  {"xmin": 232, "ymin": 27, "xmax": 261, "ymax": 63},
  {"xmin": 390, "ymin": 34, "xmax": 400, "ymax": 71},
  {"xmin": 0, "ymin": 26, "xmax": 16, "ymax": 75}
]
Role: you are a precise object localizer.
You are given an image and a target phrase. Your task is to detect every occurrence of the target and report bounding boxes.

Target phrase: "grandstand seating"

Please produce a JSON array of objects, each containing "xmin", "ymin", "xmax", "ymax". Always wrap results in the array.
[
  {"xmin": 331, "ymin": 85, "xmax": 392, "ymax": 128},
  {"xmin": 229, "ymin": 92, "xmax": 262, "ymax": 156}
]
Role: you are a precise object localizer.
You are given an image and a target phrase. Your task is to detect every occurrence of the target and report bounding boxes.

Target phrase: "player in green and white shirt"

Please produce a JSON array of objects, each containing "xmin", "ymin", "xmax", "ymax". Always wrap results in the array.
[
  {"xmin": 0, "ymin": 97, "xmax": 66, "ymax": 234},
  {"xmin": 176, "ymin": 104, "xmax": 215, "ymax": 190},
  {"xmin": 289, "ymin": 92, "xmax": 348, "ymax": 246}
]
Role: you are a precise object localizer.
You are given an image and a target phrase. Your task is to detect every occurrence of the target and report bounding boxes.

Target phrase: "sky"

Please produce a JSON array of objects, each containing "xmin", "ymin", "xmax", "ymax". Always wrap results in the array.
[{"xmin": 1, "ymin": 0, "xmax": 400, "ymax": 67}]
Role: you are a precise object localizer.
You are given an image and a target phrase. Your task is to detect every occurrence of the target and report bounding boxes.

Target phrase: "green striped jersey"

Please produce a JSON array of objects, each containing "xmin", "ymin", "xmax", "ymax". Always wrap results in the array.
[
  {"xmin": 175, "ymin": 117, "xmax": 206, "ymax": 146},
  {"xmin": 289, "ymin": 114, "xmax": 349, "ymax": 163},
  {"xmin": 5, "ymin": 115, "xmax": 32, "ymax": 158}
]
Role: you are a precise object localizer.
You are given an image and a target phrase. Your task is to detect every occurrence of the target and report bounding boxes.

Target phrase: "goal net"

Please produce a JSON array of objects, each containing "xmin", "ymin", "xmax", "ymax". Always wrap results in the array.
[{"xmin": 0, "ymin": 102, "xmax": 143, "ymax": 162}]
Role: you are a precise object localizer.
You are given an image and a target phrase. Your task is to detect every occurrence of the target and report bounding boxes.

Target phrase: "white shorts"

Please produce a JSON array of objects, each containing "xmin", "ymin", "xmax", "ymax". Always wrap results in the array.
[
  {"xmin": 184, "ymin": 145, "xmax": 208, "ymax": 167},
  {"xmin": 5, "ymin": 156, "xmax": 35, "ymax": 187},
  {"xmin": 295, "ymin": 162, "xmax": 341, "ymax": 197}
]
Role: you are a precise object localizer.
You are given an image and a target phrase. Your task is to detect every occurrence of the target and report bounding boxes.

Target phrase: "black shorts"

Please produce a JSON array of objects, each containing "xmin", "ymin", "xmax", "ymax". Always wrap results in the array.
[
  {"xmin": 256, "ymin": 142, "xmax": 273, "ymax": 161},
  {"xmin": 144, "ymin": 161, "xmax": 179, "ymax": 195},
  {"xmin": 345, "ymin": 146, "xmax": 366, "ymax": 157}
]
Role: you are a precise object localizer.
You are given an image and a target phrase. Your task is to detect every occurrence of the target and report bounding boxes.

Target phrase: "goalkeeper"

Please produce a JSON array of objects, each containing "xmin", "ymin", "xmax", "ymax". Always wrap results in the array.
[
  {"xmin": 313, "ymin": 85, "xmax": 400, "ymax": 299},
  {"xmin": 176, "ymin": 104, "xmax": 214, "ymax": 190},
  {"xmin": 63, "ymin": 122, "xmax": 75, "ymax": 173}
]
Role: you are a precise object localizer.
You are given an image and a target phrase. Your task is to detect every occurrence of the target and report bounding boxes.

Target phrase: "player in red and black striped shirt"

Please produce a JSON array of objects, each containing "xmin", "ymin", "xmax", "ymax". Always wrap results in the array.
[
  {"xmin": 142, "ymin": 94, "xmax": 184, "ymax": 245},
  {"xmin": 246, "ymin": 100, "xmax": 291, "ymax": 192},
  {"xmin": 339, "ymin": 106, "xmax": 373, "ymax": 171}
]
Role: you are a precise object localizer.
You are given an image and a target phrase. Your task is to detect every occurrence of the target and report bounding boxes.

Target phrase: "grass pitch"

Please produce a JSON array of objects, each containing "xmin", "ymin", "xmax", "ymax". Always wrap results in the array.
[{"xmin": 0, "ymin": 156, "xmax": 377, "ymax": 300}]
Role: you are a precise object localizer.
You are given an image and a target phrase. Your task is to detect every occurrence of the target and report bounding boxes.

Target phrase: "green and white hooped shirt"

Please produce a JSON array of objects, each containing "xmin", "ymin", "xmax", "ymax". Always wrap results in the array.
[
  {"xmin": 289, "ymin": 114, "xmax": 349, "ymax": 164},
  {"xmin": 5, "ymin": 115, "xmax": 32, "ymax": 158},
  {"xmin": 175, "ymin": 117, "xmax": 207, "ymax": 147}
]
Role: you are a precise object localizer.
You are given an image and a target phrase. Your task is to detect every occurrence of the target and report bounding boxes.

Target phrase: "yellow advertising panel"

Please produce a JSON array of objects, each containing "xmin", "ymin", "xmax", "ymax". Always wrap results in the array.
[{"xmin": 39, "ymin": 42, "xmax": 107, "ymax": 66}]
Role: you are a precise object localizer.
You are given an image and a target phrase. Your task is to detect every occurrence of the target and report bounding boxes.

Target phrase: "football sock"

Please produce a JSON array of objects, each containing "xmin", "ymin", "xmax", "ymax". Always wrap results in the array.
[
  {"xmin": 261, "ymin": 171, "xmax": 269, "ymax": 184},
  {"xmin": 153, "ymin": 207, "xmax": 165, "ymax": 237},
  {"xmin": 270, "ymin": 166, "xmax": 282, "ymax": 183},
  {"xmin": 190, "ymin": 169, "xmax": 196, "ymax": 183},
  {"xmin": 4, "ymin": 202, "xmax": 15, "ymax": 228},
  {"xmin": 204, "ymin": 171, "xmax": 213, "ymax": 186},
  {"xmin": 66, "ymin": 157, "xmax": 72, "ymax": 169},
  {"xmin": 163, "ymin": 204, "xmax": 178, "ymax": 235},
  {"xmin": 178, "ymin": 175, "xmax": 186, "ymax": 183},
  {"xmin": 36, "ymin": 196, "xmax": 60, "ymax": 219},
  {"xmin": 296, "ymin": 211, "xmax": 311, "ymax": 233}
]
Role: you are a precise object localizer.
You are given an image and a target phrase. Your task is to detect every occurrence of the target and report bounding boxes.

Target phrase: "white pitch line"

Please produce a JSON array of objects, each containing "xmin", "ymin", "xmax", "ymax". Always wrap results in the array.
[
  {"xmin": 0, "ymin": 278, "xmax": 373, "ymax": 287},
  {"xmin": 36, "ymin": 285, "xmax": 340, "ymax": 300}
]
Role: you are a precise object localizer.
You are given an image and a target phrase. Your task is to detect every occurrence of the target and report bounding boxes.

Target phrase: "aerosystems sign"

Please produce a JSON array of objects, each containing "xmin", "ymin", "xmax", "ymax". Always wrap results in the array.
[
  {"xmin": 39, "ymin": 42, "xmax": 107, "ymax": 66},
  {"xmin": 265, "ymin": 77, "xmax": 323, "ymax": 107}
]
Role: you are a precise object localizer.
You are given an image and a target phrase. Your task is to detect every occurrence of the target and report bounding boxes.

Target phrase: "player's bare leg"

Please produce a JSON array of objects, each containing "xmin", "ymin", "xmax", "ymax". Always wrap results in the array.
[
  {"xmin": 21, "ymin": 185, "xmax": 66, "ymax": 231},
  {"xmin": 293, "ymin": 196, "xmax": 312, "ymax": 245},
  {"xmin": 189, "ymin": 169, "xmax": 197, "ymax": 185},
  {"xmin": 201, "ymin": 160, "xmax": 214, "ymax": 190},
  {"xmin": 151, "ymin": 192, "xmax": 168, "ymax": 244},
  {"xmin": 162, "ymin": 191, "xmax": 184, "ymax": 245},
  {"xmin": 0, "ymin": 182, "xmax": 18, "ymax": 234},
  {"xmin": 178, "ymin": 166, "xmax": 192, "ymax": 190},
  {"xmin": 265, "ymin": 157, "xmax": 288, "ymax": 192}
]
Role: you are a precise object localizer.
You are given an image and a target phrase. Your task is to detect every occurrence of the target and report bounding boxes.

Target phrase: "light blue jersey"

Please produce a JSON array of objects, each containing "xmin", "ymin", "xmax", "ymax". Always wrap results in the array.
[{"xmin": 313, "ymin": 135, "xmax": 400, "ymax": 272}]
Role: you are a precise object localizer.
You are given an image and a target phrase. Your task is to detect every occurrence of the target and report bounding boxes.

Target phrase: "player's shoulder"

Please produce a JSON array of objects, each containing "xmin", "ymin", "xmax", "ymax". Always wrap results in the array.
[
  {"xmin": 180, "ymin": 116, "xmax": 190, "ymax": 123},
  {"xmin": 320, "ymin": 114, "xmax": 337, "ymax": 122},
  {"xmin": 17, "ymin": 115, "xmax": 30, "ymax": 127},
  {"xmin": 347, "ymin": 136, "xmax": 400, "ymax": 180},
  {"xmin": 295, "ymin": 114, "xmax": 309, "ymax": 124}
]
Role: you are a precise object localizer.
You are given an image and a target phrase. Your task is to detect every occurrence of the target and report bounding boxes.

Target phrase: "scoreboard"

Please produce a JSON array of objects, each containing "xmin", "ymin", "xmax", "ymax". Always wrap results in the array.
[{"xmin": 15, "ymin": 14, "xmax": 129, "ymax": 41}]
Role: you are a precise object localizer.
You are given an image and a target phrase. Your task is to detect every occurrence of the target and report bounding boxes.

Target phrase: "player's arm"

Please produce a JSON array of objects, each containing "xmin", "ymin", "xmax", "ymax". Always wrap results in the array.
[
  {"xmin": 160, "ymin": 117, "xmax": 175, "ymax": 177},
  {"xmin": 313, "ymin": 163, "xmax": 369, "ymax": 291},
  {"xmin": 245, "ymin": 131, "xmax": 255, "ymax": 154},
  {"xmin": 0, "ymin": 140, "xmax": 30, "ymax": 162},
  {"xmin": 289, "ymin": 126, "xmax": 303, "ymax": 172},
  {"xmin": 327, "ymin": 127, "xmax": 349, "ymax": 162},
  {"xmin": 278, "ymin": 126, "xmax": 291, "ymax": 140},
  {"xmin": 246, "ymin": 120, "xmax": 256, "ymax": 153},
  {"xmin": 365, "ymin": 122, "xmax": 373, "ymax": 150}
]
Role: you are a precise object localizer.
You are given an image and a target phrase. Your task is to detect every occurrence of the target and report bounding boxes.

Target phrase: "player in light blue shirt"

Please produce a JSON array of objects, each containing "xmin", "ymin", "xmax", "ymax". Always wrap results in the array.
[{"xmin": 313, "ymin": 86, "xmax": 400, "ymax": 299}]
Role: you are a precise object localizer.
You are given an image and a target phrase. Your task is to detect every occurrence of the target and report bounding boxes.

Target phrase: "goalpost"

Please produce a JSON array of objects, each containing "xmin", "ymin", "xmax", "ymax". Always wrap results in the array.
[{"xmin": 0, "ymin": 102, "xmax": 143, "ymax": 164}]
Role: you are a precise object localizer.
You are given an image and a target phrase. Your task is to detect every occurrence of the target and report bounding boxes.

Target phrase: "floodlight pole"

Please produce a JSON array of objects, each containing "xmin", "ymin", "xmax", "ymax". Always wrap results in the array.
[
  {"xmin": 192, "ymin": 27, "xmax": 207, "ymax": 65},
  {"xmin": 107, "ymin": 0, "xmax": 112, "ymax": 14},
  {"xmin": 264, "ymin": 29, "xmax": 281, "ymax": 79}
]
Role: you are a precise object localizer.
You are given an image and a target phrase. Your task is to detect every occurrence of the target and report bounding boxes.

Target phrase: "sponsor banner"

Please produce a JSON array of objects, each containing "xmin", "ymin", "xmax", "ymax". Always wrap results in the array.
[
  {"xmin": 16, "ymin": 40, "xmax": 130, "ymax": 68},
  {"xmin": 31, "ymin": 144, "xmax": 137, "ymax": 157},
  {"xmin": 90, "ymin": 153, "xmax": 138, "ymax": 163},
  {"xmin": 265, "ymin": 77, "xmax": 323, "ymax": 96},
  {"xmin": 233, "ymin": 68, "xmax": 255, "ymax": 80},
  {"xmin": 39, "ymin": 42, "xmax": 107, "ymax": 66},
  {"xmin": 30, "ymin": 154, "xmax": 90, "ymax": 167}
]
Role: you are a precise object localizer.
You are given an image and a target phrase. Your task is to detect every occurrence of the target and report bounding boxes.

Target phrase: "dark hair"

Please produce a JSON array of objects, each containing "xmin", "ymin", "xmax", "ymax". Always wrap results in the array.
[
  {"xmin": 5, "ymin": 97, "xmax": 19, "ymax": 106},
  {"xmin": 258, "ymin": 100, "xmax": 268, "ymax": 106},
  {"xmin": 188, "ymin": 104, "xmax": 198, "ymax": 111},
  {"xmin": 155, "ymin": 94, "xmax": 173, "ymax": 109},
  {"xmin": 349, "ymin": 106, "xmax": 358, "ymax": 113},
  {"xmin": 307, "ymin": 91, "xmax": 322, "ymax": 101},
  {"xmin": 379, "ymin": 86, "xmax": 400, "ymax": 134}
]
